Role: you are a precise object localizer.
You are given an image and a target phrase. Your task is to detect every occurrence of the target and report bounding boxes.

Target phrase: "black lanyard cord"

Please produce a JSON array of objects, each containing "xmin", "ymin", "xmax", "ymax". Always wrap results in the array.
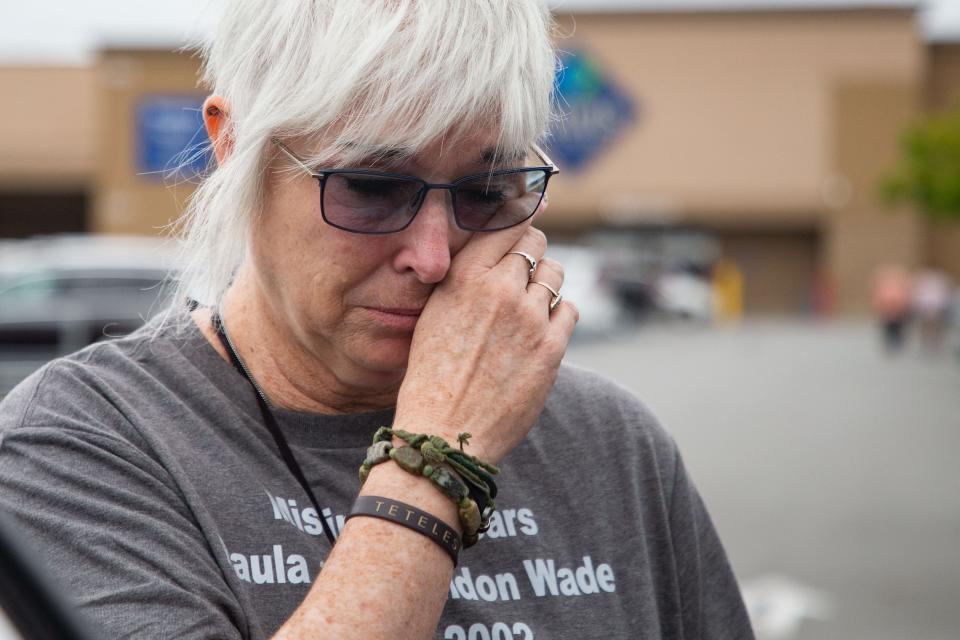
[{"xmin": 211, "ymin": 313, "xmax": 338, "ymax": 548}]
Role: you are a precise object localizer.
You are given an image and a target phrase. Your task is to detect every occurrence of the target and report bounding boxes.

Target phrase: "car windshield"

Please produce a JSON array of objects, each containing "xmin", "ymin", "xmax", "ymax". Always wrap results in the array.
[
  {"xmin": 0, "ymin": 274, "xmax": 59, "ymax": 301},
  {"xmin": 0, "ymin": 273, "xmax": 165, "ymax": 300}
]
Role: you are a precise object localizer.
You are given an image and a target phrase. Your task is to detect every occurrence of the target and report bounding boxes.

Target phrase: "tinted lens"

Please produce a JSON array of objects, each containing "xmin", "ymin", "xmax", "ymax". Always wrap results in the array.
[
  {"xmin": 322, "ymin": 172, "xmax": 423, "ymax": 233},
  {"xmin": 453, "ymin": 169, "xmax": 548, "ymax": 231}
]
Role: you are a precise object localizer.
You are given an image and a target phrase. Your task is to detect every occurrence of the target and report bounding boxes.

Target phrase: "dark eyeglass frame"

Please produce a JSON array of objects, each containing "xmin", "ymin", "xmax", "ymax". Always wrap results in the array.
[{"xmin": 272, "ymin": 138, "xmax": 560, "ymax": 234}]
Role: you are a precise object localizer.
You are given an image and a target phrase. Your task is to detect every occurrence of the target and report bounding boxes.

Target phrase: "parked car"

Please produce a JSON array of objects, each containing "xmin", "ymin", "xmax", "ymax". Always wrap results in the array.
[
  {"xmin": 655, "ymin": 267, "xmax": 714, "ymax": 322},
  {"xmin": 0, "ymin": 235, "xmax": 177, "ymax": 396},
  {"xmin": 545, "ymin": 244, "xmax": 624, "ymax": 337}
]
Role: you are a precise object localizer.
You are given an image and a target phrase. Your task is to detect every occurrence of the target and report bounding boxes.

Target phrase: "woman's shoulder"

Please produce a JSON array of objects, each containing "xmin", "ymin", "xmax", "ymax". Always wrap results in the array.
[{"xmin": 0, "ymin": 314, "xmax": 197, "ymax": 438}]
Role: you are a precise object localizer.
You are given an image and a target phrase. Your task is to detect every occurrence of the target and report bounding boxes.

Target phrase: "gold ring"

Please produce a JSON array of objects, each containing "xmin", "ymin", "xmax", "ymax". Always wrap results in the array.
[{"xmin": 529, "ymin": 280, "xmax": 563, "ymax": 311}]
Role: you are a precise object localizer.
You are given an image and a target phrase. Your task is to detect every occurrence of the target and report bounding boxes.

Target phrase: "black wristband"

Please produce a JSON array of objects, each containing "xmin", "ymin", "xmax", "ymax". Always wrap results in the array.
[{"xmin": 346, "ymin": 496, "xmax": 461, "ymax": 566}]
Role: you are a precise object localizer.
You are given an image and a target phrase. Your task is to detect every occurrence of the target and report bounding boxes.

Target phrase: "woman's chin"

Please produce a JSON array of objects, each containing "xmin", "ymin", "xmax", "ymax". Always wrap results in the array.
[{"xmin": 352, "ymin": 336, "xmax": 413, "ymax": 375}]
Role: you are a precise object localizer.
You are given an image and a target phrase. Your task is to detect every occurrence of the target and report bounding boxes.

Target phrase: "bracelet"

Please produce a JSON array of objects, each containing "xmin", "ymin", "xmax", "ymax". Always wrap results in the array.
[
  {"xmin": 346, "ymin": 495, "xmax": 460, "ymax": 565},
  {"xmin": 358, "ymin": 427, "xmax": 500, "ymax": 548},
  {"xmin": 369, "ymin": 427, "xmax": 500, "ymax": 507}
]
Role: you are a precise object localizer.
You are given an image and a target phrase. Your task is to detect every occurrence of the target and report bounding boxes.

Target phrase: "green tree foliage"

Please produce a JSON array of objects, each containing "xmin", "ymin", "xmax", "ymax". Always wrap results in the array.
[{"xmin": 883, "ymin": 104, "xmax": 960, "ymax": 220}]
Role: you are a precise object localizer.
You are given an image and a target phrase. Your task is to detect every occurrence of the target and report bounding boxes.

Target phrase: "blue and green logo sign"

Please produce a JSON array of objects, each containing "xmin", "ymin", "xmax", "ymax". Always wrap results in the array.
[
  {"xmin": 136, "ymin": 95, "xmax": 211, "ymax": 180},
  {"xmin": 548, "ymin": 49, "xmax": 637, "ymax": 172}
]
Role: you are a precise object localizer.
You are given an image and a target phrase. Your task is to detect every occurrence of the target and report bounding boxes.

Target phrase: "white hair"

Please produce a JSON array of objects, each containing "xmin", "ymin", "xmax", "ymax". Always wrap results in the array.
[{"xmin": 168, "ymin": 0, "xmax": 557, "ymax": 321}]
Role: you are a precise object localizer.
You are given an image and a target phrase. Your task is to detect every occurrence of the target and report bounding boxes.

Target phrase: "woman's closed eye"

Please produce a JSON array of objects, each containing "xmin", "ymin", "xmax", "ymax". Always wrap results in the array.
[{"xmin": 344, "ymin": 177, "xmax": 404, "ymax": 198}]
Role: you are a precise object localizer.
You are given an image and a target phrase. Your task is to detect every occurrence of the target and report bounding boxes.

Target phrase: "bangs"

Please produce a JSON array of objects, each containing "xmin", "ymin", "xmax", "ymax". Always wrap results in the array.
[
  {"xmin": 320, "ymin": 0, "xmax": 552, "ymax": 167},
  {"xmin": 207, "ymin": 0, "xmax": 555, "ymax": 168}
]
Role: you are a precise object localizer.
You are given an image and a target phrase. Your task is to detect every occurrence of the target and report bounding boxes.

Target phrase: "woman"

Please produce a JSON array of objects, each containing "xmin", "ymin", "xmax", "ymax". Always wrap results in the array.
[{"xmin": 0, "ymin": 1, "xmax": 752, "ymax": 638}]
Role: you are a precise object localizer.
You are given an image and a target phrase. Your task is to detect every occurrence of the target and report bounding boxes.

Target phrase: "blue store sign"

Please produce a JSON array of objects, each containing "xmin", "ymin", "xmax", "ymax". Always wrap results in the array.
[
  {"xmin": 547, "ymin": 49, "xmax": 637, "ymax": 172},
  {"xmin": 136, "ymin": 95, "xmax": 210, "ymax": 180}
]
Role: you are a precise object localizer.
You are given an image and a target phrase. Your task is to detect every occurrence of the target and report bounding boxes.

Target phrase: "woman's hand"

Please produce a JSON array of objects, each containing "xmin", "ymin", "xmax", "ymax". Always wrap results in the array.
[{"xmin": 394, "ymin": 223, "xmax": 578, "ymax": 464}]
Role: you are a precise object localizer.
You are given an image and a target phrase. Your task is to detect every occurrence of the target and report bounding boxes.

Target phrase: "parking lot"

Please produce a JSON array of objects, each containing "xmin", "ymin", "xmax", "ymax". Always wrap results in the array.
[{"xmin": 565, "ymin": 320, "xmax": 960, "ymax": 640}]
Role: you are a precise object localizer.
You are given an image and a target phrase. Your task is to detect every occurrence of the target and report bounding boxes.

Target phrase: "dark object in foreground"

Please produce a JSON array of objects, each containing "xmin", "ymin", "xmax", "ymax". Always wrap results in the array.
[{"xmin": 0, "ymin": 513, "xmax": 98, "ymax": 640}]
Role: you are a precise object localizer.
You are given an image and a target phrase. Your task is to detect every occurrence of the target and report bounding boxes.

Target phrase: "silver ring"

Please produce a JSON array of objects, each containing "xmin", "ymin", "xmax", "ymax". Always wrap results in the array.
[
  {"xmin": 529, "ymin": 280, "xmax": 563, "ymax": 311},
  {"xmin": 507, "ymin": 251, "xmax": 537, "ymax": 280}
]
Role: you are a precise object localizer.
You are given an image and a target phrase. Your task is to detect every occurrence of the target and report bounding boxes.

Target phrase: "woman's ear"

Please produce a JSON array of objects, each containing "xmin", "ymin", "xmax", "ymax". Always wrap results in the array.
[{"xmin": 202, "ymin": 95, "xmax": 233, "ymax": 164}]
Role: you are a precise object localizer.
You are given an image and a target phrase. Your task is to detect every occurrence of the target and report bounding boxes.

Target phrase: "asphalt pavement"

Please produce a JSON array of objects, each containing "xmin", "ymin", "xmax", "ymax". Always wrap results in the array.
[{"xmin": 565, "ymin": 318, "xmax": 960, "ymax": 640}]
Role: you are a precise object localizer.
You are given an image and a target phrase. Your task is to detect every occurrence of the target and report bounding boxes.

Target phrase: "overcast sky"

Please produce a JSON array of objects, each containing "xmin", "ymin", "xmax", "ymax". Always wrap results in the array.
[{"xmin": 2, "ymin": 0, "xmax": 958, "ymax": 65}]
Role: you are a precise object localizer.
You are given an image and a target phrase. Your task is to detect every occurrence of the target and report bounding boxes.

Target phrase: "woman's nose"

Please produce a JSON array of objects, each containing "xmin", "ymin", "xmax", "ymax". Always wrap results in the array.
[{"xmin": 391, "ymin": 189, "xmax": 464, "ymax": 284}]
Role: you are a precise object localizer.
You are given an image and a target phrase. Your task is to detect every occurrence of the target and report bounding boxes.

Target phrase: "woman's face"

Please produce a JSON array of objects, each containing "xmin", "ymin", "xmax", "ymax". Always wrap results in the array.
[{"xmin": 249, "ymin": 132, "xmax": 511, "ymax": 388}]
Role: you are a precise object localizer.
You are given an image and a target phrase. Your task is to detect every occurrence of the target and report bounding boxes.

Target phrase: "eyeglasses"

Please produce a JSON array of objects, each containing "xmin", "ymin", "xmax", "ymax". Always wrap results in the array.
[{"xmin": 273, "ymin": 139, "xmax": 559, "ymax": 234}]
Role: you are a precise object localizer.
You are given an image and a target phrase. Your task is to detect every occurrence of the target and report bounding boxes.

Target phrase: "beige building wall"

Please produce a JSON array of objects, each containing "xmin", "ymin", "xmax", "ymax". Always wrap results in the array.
[
  {"xmin": 0, "ymin": 67, "xmax": 95, "ymax": 235},
  {"xmin": 92, "ymin": 49, "xmax": 203, "ymax": 235},
  {"xmin": 0, "ymin": 67, "xmax": 95, "ymax": 189},
  {"xmin": 544, "ymin": 8, "xmax": 929, "ymax": 313},
  {"xmin": 546, "ymin": 9, "xmax": 925, "ymax": 228},
  {"xmin": 927, "ymin": 42, "xmax": 960, "ymax": 111}
]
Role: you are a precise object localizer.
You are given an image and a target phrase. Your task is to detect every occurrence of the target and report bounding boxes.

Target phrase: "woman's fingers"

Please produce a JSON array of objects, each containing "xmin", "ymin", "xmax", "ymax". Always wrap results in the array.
[
  {"xmin": 503, "ymin": 251, "xmax": 539, "ymax": 284},
  {"xmin": 526, "ymin": 257, "xmax": 564, "ymax": 308},
  {"xmin": 501, "ymin": 226, "xmax": 547, "ymax": 277},
  {"xmin": 549, "ymin": 296, "xmax": 579, "ymax": 337},
  {"xmin": 454, "ymin": 219, "xmax": 541, "ymax": 271},
  {"xmin": 526, "ymin": 256, "xmax": 577, "ymax": 345}
]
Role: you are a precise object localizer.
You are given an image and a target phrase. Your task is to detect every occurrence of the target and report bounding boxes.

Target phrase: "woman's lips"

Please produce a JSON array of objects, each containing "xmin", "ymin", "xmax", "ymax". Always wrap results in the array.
[{"xmin": 363, "ymin": 307, "xmax": 423, "ymax": 332}]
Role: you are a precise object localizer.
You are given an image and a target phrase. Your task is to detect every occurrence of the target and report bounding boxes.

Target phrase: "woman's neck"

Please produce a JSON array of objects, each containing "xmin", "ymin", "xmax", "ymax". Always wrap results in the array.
[{"xmin": 194, "ymin": 281, "xmax": 402, "ymax": 415}]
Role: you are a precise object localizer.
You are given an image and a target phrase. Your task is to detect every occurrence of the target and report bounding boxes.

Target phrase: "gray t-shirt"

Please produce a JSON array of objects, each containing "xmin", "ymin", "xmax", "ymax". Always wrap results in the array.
[{"xmin": 0, "ymin": 317, "xmax": 753, "ymax": 639}]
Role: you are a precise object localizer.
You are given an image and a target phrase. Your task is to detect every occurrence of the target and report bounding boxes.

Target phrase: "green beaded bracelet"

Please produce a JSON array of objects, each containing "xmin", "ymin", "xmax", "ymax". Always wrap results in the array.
[
  {"xmin": 389, "ymin": 445, "xmax": 484, "ymax": 542},
  {"xmin": 357, "ymin": 428, "xmax": 499, "ymax": 547},
  {"xmin": 358, "ymin": 440, "xmax": 393, "ymax": 484}
]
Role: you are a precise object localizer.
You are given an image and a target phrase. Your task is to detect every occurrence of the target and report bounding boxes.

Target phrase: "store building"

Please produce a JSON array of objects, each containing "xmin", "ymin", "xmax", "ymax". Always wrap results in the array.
[{"xmin": 1, "ymin": 1, "xmax": 958, "ymax": 313}]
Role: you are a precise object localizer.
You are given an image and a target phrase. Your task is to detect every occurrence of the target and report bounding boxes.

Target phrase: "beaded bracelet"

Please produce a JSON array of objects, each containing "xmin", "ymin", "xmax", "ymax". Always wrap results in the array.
[{"xmin": 358, "ymin": 427, "xmax": 500, "ymax": 547}]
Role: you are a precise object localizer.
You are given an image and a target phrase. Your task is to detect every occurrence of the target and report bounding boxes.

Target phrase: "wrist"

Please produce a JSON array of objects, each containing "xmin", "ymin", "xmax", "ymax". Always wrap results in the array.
[{"xmin": 359, "ymin": 462, "xmax": 462, "ymax": 535}]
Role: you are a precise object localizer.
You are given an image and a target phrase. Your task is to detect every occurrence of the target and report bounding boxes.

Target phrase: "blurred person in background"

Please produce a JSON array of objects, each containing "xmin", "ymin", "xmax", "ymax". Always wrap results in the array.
[
  {"xmin": 871, "ymin": 263, "xmax": 912, "ymax": 353},
  {"xmin": 0, "ymin": 1, "xmax": 752, "ymax": 638},
  {"xmin": 912, "ymin": 267, "xmax": 953, "ymax": 353}
]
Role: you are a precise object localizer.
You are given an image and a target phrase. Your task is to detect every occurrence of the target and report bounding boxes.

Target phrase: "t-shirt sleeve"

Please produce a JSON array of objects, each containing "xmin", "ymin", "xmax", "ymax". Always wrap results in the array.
[
  {"xmin": 667, "ymin": 446, "xmax": 755, "ymax": 639},
  {"xmin": 0, "ymin": 420, "xmax": 247, "ymax": 639}
]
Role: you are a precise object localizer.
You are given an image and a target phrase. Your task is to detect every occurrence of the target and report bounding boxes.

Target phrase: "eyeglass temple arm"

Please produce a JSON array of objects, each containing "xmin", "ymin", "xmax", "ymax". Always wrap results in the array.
[
  {"xmin": 272, "ymin": 139, "xmax": 322, "ymax": 178},
  {"xmin": 531, "ymin": 143, "xmax": 559, "ymax": 175}
]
